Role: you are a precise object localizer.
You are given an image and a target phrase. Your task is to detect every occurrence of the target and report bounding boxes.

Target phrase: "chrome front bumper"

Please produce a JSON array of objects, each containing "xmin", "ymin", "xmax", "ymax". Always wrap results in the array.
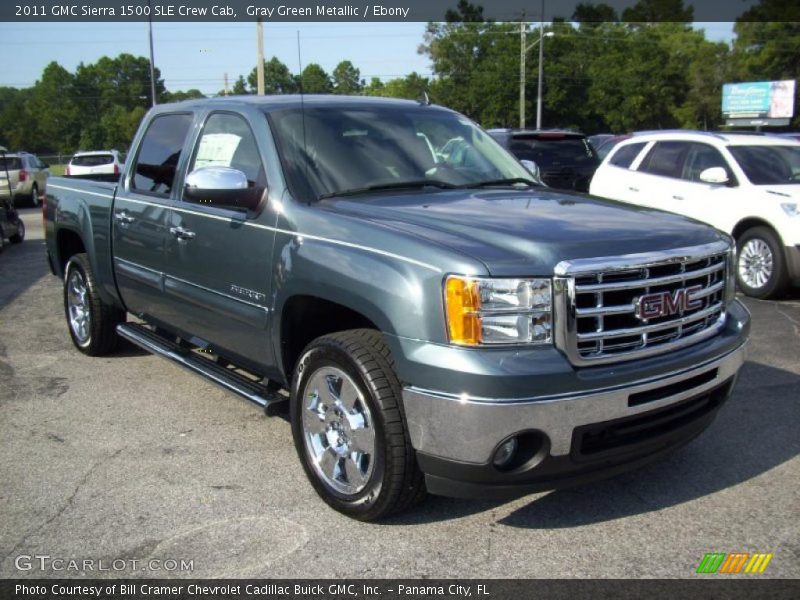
[{"xmin": 402, "ymin": 340, "xmax": 747, "ymax": 465}]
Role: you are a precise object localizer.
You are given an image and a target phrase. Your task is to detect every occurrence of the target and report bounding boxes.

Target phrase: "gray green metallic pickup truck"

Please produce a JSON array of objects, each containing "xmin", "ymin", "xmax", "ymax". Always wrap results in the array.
[{"xmin": 45, "ymin": 96, "xmax": 750, "ymax": 520}]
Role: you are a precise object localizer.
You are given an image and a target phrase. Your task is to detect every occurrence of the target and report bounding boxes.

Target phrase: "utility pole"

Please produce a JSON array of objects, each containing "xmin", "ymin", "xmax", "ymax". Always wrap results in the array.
[
  {"xmin": 224, "ymin": 72, "xmax": 229, "ymax": 95},
  {"xmin": 256, "ymin": 19, "xmax": 265, "ymax": 95},
  {"xmin": 519, "ymin": 20, "xmax": 526, "ymax": 129},
  {"xmin": 147, "ymin": 0, "xmax": 157, "ymax": 106},
  {"xmin": 536, "ymin": 0, "xmax": 545, "ymax": 129}
]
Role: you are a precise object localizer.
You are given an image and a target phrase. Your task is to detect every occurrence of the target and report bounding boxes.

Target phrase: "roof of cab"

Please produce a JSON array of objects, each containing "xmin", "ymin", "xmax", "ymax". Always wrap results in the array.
[{"xmin": 155, "ymin": 94, "xmax": 451, "ymax": 113}]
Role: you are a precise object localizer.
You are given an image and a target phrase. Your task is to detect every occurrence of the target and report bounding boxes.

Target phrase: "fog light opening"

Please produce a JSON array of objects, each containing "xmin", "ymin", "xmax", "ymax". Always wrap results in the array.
[
  {"xmin": 493, "ymin": 437, "xmax": 519, "ymax": 471},
  {"xmin": 492, "ymin": 431, "xmax": 549, "ymax": 473}
]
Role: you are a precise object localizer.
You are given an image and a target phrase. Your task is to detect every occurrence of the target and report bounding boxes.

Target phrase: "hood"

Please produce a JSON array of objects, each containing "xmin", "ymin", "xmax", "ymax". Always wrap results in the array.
[{"xmin": 319, "ymin": 188, "xmax": 728, "ymax": 276}]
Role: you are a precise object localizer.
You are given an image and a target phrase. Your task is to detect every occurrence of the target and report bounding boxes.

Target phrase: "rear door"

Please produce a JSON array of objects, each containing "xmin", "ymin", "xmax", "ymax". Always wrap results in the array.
[
  {"xmin": 112, "ymin": 112, "xmax": 194, "ymax": 322},
  {"xmin": 633, "ymin": 140, "xmax": 693, "ymax": 212},
  {"xmin": 161, "ymin": 110, "xmax": 277, "ymax": 370}
]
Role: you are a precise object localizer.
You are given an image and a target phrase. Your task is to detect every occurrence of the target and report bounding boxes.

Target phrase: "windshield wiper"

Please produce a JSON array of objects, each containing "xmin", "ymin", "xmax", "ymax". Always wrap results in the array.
[
  {"xmin": 461, "ymin": 177, "xmax": 540, "ymax": 189},
  {"xmin": 317, "ymin": 180, "xmax": 458, "ymax": 200}
]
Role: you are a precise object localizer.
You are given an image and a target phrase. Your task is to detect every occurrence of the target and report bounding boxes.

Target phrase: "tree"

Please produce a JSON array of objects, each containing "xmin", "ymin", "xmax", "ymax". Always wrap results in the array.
[
  {"xmin": 332, "ymin": 61, "xmax": 363, "ymax": 95},
  {"xmin": 247, "ymin": 57, "xmax": 299, "ymax": 94},
  {"xmin": 0, "ymin": 87, "xmax": 35, "ymax": 151},
  {"xmin": 162, "ymin": 89, "xmax": 205, "ymax": 102},
  {"xmin": 301, "ymin": 63, "xmax": 332, "ymax": 93},
  {"xmin": 572, "ymin": 3, "xmax": 618, "ymax": 23},
  {"xmin": 367, "ymin": 73, "xmax": 430, "ymax": 100},
  {"xmin": 231, "ymin": 75, "xmax": 249, "ymax": 95},
  {"xmin": 420, "ymin": 2, "xmax": 521, "ymax": 125},
  {"xmin": 29, "ymin": 62, "xmax": 80, "ymax": 152},
  {"xmin": 622, "ymin": 0, "xmax": 693, "ymax": 22}
]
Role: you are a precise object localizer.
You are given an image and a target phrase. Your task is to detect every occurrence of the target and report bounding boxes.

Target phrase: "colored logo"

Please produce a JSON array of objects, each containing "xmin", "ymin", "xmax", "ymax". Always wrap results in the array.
[
  {"xmin": 696, "ymin": 552, "xmax": 773, "ymax": 574},
  {"xmin": 635, "ymin": 285, "xmax": 703, "ymax": 320}
]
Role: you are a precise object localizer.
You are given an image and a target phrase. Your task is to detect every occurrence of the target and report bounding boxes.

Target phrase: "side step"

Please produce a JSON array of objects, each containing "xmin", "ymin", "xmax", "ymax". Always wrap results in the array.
[{"xmin": 116, "ymin": 323, "xmax": 287, "ymax": 416}]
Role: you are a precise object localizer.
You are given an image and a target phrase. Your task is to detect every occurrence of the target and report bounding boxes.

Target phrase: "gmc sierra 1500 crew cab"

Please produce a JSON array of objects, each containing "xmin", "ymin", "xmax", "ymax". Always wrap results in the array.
[{"xmin": 45, "ymin": 96, "xmax": 750, "ymax": 520}]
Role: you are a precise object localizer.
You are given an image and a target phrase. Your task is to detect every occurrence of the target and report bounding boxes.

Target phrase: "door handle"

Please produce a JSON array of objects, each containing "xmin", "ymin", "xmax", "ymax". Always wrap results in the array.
[
  {"xmin": 672, "ymin": 195, "xmax": 684, "ymax": 200},
  {"xmin": 115, "ymin": 211, "xmax": 134, "ymax": 225},
  {"xmin": 628, "ymin": 186, "xmax": 639, "ymax": 192},
  {"xmin": 169, "ymin": 226, "xmax": 196, "ymax": 241}
]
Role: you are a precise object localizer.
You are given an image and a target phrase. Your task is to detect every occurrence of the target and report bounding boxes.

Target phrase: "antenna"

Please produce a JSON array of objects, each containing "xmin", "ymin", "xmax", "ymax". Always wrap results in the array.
[
  {"xmin": 297, "ymin": 30, "xmax": 311, "ymax": 203},
  {"xmin": 418, "ymin": 90, "xmax": 430, "ymax": 106}
]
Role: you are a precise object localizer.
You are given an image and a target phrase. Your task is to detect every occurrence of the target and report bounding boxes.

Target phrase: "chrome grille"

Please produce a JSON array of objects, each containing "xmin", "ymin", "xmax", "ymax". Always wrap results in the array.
[{"xmin": 554, "ymin": 241, "xmax": 733, "ymax": 366}]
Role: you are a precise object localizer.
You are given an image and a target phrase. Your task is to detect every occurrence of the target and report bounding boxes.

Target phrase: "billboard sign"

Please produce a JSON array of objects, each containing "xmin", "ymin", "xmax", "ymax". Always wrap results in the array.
[{"xmin": 722, "ymin": 80, "xmax": 795, "ymax": 126}]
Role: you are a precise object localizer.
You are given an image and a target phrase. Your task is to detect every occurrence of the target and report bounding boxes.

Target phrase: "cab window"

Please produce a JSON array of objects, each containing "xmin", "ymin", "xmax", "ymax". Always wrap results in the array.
[
  {"xmin": 186, "ymin": 112, "xmax": 266, "ymax": 200},
  {"xmin": 131, "ymin": 113, "xmax": 193, "ymax": 196},
  {"xmin": 639, "ymin": 141, "xmax": 691, "ymax": 179}
]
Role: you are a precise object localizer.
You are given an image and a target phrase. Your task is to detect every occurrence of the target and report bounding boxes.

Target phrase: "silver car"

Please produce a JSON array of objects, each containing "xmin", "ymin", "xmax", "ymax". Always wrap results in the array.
[{"xmin": 0, "ymin": 151, "xmax": 49, "ymax": 207}]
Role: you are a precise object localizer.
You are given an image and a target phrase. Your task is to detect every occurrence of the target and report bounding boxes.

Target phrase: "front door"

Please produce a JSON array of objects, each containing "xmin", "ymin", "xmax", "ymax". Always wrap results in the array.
[
  {"xmin": 162, "ymin": 111, "xmax": 277, "ymax": 371},
  {"xmin": 112, "ymin": 112, "xmax": 194, "ymax": 322}
]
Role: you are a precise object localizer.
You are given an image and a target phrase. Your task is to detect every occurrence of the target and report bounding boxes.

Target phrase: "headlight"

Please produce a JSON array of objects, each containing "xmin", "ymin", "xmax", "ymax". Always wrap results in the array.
[
  {"xmin": 781, "ymin": 203, "xmax": 799, "ymax": 217},
  {"xmin": 444, "ymin": 275, "xmax": 552, "ymax": 346}
]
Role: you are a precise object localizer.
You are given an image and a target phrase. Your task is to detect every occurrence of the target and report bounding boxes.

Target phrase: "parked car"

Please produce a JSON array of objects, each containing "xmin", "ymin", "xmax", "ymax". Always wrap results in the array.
[
  {"xmin": 0, "ymin": 196, "xmax": 26, "ymax": 250},
  {"xmin": 590, "ymin": 130, "xmax": 800, "ymax": 298},
  {"xmin": 488, "ymin": 129, "xmax": 600, "ymax": 192},
  {"xmin": 66, "ymin": 150, "xmax": 124, "ymax": 177},
  {"xmin": 45, "ymin": 97, "xmax": 748, "ymax": 520},
  {"xmin": 0, "ymin": 151, "xmax": 49, "ymax": 207},
  {"xmin": 593, "ymin": 134, "xmax": 632, "ymax": 160}
]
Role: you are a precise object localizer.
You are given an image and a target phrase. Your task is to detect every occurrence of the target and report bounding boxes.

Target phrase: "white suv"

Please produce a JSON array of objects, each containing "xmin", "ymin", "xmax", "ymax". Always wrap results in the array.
[
  {"xmin": 66, "ymin": 150, "xmax": 124, "ymax": 177},
  {"xmin": 590, "ymin": 131, "xmax": 800, "ymax": 298}
]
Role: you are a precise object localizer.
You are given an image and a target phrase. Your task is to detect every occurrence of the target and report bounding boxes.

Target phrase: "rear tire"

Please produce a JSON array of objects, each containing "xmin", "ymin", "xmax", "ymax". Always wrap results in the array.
[
  {"xmin": 64, "ymin": 253, "xmax": 125, "ymax": 355},
  {"xmin": 29, "ymin": 184, "xmax": 39, "ymax": 208},
  {"xmin": 735, "ymin": 226, "xmax": 788, "ymax": 299},
  {"xmin": 291, "ymin": 329, "xmax": 425, "ymax": 520},
  {"xmin": 9, "ymin": 218, "xmax": 24, "ymax": 243}
]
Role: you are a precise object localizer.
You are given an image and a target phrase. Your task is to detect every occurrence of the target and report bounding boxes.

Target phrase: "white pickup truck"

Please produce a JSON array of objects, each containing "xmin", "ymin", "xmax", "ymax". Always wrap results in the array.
[{"xmin": 590, "ymin": 131, "xmax": 800, "ymax": 299}]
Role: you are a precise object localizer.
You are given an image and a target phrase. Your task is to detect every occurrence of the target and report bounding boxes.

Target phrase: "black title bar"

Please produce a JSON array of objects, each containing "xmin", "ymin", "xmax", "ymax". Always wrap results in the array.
[{"xmin": 1, "ymin": 0, "xmax": 781, "ymax": 23}]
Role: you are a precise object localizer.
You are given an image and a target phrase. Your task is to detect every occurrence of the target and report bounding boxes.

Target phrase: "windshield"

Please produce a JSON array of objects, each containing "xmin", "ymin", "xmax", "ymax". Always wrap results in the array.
[
  {"xmin": 267, "ymin": 105, "xmax": 534, "ymax": 201},
  {"xmin": 728, "ymin": 145, "xmax": 800, "ymax": 185}
]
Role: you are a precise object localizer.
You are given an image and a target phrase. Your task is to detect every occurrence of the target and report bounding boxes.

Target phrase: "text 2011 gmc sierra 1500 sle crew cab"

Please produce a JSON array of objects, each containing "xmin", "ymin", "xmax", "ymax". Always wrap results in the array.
[{"xmin": 44, "ymin": 96, "xmax": 750, "ymax": 520}]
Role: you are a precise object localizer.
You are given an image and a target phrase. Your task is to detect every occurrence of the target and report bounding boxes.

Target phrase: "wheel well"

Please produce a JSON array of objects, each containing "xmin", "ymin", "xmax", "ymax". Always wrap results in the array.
[
  {"xmin": 731, "ymin": 218, "xmax": 779, "ymax": 243},
  {"xmin": 280, "ymin": 295, "xmax": 379, "ymax": 380},
  {"xmin": 56, "ymin": 230, "xmax": 86, "ymax": 274}
]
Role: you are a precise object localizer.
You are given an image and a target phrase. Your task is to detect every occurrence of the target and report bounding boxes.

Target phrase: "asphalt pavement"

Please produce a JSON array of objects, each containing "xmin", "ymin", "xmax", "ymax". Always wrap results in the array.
[{"xmin": 1, "ymin": 208, "xmax": 798, "ymax": 579}]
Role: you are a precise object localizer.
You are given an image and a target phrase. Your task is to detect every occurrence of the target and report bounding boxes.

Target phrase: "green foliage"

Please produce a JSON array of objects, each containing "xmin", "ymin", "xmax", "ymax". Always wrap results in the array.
[
  {"xmin": 247, "ymin": 57, "xmax": 299, "ymax": 94},
  {"xmin": 365, "ymin": 73, "xmax": 430, "ymax": 100},
  {"xmin": 301, "ymin": 63, "xmax": 333, "ymax": 93},
  {"xmin": 332, "ymin": 61, "xmax": 363, "ymax": 95}
]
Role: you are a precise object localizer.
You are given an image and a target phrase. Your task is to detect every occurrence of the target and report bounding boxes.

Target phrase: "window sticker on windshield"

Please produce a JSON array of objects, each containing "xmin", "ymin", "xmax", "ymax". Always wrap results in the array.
[{"xmin": 195, "ymin": 133, "xmax": 242, "ymax": 168}]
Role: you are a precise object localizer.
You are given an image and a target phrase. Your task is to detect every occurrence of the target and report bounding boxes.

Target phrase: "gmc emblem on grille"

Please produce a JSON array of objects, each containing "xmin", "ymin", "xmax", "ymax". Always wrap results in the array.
[{"xmin": 635, "ymin": 285, "xmax": 703, "ymax": 320}]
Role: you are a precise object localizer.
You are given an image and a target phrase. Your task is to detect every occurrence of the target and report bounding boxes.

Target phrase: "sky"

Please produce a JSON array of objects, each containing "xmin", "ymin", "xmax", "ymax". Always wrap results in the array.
[{"xmin": 0, "ymin": 21, "xmax": 735, "ymax": 96}]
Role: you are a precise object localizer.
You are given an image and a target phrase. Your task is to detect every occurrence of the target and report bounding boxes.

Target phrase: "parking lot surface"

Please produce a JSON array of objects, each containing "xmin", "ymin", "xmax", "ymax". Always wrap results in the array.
[{"xmin": 1, "ymin": 209, "xmax": 798, "ymax": 578}]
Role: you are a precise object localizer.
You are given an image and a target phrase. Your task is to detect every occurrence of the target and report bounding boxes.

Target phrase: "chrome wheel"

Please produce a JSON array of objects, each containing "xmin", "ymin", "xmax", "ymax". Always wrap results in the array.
[
  {"xmin": 67, "ymin": 268, "xmax": 91, "ymax": 345},
  {"xmin": 738, "ymin": 238, "xmax": 773, "ymax": 289},
  {"xmin": 301, "ymin": 366, "xmax": 376, "ymax": 495}
]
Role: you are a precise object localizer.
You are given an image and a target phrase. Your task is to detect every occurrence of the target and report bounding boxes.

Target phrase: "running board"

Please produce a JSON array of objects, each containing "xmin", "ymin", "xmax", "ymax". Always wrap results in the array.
[{"xmin": 116, "ymin": 323, "xmax": 287, "ymax": 416}]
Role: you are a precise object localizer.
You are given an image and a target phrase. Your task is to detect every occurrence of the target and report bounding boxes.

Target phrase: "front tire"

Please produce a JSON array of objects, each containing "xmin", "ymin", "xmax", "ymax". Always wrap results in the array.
[
  {"xmin": 290, "ymin": 329, "xmax": 425, "ymax": 520},
  {"xmin": 64, "ymin": 253, "xmax": 125, "ymax": 355},
  {"xmin": 736, "ymin": 226, "xmax": 788, "ymax": 299}
]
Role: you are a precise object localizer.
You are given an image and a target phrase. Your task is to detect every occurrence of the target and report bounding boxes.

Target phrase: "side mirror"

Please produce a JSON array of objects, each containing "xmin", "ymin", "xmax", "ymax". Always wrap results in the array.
[
  {"xmin": 699, "ymin": 167, "xmax": 729, "ymax": 185},
  {"xmin": 184, "ymin": 166, "xmax": 263, "ymax": 212},
  {"xmin": 520, "ymin": 159, "xmax": 541, "ymax": 181}
]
